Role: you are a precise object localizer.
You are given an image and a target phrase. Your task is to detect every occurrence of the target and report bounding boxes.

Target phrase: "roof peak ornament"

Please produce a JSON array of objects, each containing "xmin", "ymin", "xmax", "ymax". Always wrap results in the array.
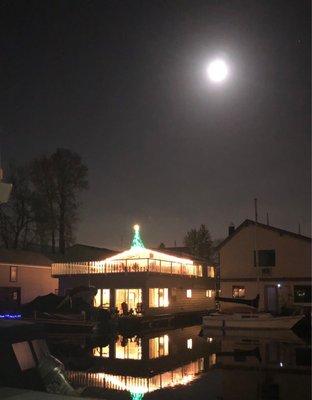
[{"xmin": 131, "ymin": 224, "xmax": 145, "ymax": 249}]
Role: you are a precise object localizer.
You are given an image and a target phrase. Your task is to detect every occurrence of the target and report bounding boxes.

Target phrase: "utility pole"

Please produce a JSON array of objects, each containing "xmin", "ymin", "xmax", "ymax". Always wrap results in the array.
[{"xmin": 254, "ymin": 199, "xmax": 260, "ymax": 309}]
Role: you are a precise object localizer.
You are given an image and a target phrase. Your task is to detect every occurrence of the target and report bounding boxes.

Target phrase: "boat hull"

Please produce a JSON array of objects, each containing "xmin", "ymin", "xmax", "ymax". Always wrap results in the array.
[{"xmin": 202, "ymin": 314, "xmax": 303, "ymax": 330}]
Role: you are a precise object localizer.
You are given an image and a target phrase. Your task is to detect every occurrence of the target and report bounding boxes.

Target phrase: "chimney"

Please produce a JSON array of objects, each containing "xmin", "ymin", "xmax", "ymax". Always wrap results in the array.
[{"xmin": 228, "ymin": 223, "xmax": 235, "ymax": 236}]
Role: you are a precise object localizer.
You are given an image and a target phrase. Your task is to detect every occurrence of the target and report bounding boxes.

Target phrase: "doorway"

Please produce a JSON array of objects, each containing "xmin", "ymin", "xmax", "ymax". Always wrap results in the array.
[{"xmin": 265, "ymin": 285, "xmax": 278, "ymax": 313}]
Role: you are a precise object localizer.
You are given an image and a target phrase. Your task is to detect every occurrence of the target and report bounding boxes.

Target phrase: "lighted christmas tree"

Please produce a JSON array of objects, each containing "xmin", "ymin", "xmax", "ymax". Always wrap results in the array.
[
  {"xmin": 130, "ymin": 392, "xmax": 144, "ymax": 400},
  {"xmin": 131, "ymin": 224, "xmax": 145, "ymax": 249}
]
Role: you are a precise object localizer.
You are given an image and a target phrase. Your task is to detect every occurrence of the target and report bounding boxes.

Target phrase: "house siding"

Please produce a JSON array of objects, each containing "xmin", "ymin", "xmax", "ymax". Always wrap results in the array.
[
  {"xmin": 219, "ymin": 223, "xmax": 311, "ymax": 311},
  {"xmin": 0, "ymin": 264, "xmax": 58, "ymax": 304},
  {"xmin": 58, "ymin": 272, "xmax": 216, "ymax": 316}
]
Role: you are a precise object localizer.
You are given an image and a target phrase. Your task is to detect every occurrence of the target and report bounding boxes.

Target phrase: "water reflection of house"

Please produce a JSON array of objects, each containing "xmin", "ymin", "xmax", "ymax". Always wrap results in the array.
[
  {"xmin": 66, "ymin": 325, "xmax": 218, "ymax": 397},
  {"xmin": 217, "ymin": 220, "xmax": 311, "ymax": 312},
  {"xmin": 52, "ymin": 226, "xmax": 216, "ymax": 318},
  {"xmin": 205, "ymin": 330, "xmax": 311, "ymax": 400}
]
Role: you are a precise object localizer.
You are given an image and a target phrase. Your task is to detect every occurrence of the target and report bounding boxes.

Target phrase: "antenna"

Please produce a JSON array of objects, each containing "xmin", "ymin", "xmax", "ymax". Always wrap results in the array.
[
  {"xmin": 254, "ymin": 198, "xmax": 260, "ymax": 308},
  {"xmin": 298, "ymin": 223, "xmax": 301, "ymax": 234},
  {"xmin": 266, "ymin": 212, "xmax": 270, "ymax": 226},
  {"xmin": 254, "ymin": 198, "xmax": 258, "ymax": 223}
]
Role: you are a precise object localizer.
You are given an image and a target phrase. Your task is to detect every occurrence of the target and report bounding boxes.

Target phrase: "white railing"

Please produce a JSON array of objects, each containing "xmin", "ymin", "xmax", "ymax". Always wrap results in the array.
[{"xmin": 52, "ymin": 258, "xmax": 203, "ymax": 278}]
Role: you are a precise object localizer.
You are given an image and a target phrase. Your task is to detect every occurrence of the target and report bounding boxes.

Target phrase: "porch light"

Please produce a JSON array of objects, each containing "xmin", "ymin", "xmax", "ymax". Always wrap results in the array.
[{"xmin": 277, "ymin": 283, "xmax": 281, "ymax": 288}]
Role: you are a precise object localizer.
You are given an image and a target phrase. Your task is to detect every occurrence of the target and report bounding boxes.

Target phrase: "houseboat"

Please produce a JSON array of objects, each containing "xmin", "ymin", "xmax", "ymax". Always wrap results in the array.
[{"xmin": 52, "ymin": 225, "xmax": 216, "ymax": 322}]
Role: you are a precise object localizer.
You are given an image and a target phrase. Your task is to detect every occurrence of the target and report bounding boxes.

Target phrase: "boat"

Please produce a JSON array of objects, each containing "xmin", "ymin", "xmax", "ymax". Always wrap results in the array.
[{"xmin": 202, "ymin": 312, "xmax": 304, "ymax": 330}]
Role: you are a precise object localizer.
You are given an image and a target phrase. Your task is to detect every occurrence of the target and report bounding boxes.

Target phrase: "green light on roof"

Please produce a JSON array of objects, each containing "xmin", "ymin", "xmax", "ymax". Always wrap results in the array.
[{"xmin": 131, "ymin": 224, "xmax": 145, "ymax": 249}]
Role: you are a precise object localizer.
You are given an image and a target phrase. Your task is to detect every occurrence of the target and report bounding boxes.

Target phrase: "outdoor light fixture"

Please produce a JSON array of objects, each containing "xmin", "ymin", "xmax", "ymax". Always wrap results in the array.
[
  {"xmin": 207, "ymin": 59, "xmax": 228, "ymax": 83},
  {"xmin": 277, "ymin": 283, "xmax": 281, "ymax": 288}
]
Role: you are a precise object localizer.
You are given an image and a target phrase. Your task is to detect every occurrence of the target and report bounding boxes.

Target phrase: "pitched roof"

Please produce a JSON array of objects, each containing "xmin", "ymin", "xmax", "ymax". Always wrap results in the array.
[
  {"xmin": 216, "ymin": 219, "xmax": 311, "ymax": 250},
  {"xmin": 62, "ymin": 244, "xmax": 117, "ymax": 262},
  {"xmin": 0, "ymin": 248, "xmax": 53, "ymax": 267}
]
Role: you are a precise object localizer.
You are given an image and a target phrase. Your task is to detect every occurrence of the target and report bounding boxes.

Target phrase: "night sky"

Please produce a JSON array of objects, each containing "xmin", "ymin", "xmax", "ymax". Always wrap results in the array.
[{"xmin": 0, "ymin": 0, "xmax": 310, "ymax": 249}]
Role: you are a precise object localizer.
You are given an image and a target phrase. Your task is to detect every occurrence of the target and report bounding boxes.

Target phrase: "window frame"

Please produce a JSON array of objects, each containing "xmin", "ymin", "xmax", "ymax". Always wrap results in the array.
[
  {"xmin": 254, "ymin": 249, "xmax": 276, "ymax": 267},
  {"xmin": 10, "ymin": 266, "xmax": 18, "ymax": 282},
  {"xmin": 149, "ymin": 288, "xmax": 169, "ymax": 308},
  {"xmin": 232, "ymin": 286, "xmax": 246, "ymax": 299},
  {"xmin": 293, "ymin": 285, "xmax": 311, "ymax": 304},
  {"xmin": 206, "ymin": 289, "xmax": 214, "ymax": 298}
]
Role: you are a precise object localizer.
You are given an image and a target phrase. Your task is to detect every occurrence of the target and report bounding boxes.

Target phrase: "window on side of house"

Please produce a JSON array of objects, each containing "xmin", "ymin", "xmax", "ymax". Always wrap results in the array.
[
  {"xmin": 149, "ymin": 288, "xmax": 169, "ymax": 307},
  {"xmin": 206, "ymin": 289, "xmax": 214, "ymax": 298},
  {"xmin": 254, "ymin": 250, "xmax": 276, "ymax": 267},
  {"xmin": 207, "ymin": 266, "xmax": 215, "ymax": 278},
  {"xmin": 94, "ymin": 289, "xmax": 110, "ymax": 308},
  {"xmin": 10, "ymin": 266, "xmax": 18, "ymax": 282},
  {"xmin": 294, "ymin": 285, "xmax": 311, "ymax": 303},
  {"xmin": 186, "ymin": 289, "xmax": 192, "ymax": 298},
  {"xmin": 232, "ymin": 286, "xmax": 246, "ymax": 298}
]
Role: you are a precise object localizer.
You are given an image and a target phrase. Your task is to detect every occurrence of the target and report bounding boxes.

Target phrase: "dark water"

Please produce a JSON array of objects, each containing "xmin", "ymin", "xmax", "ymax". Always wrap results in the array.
[{"xmin": 47, "ymin": 325, "xmax": 311, "ymax": 400}]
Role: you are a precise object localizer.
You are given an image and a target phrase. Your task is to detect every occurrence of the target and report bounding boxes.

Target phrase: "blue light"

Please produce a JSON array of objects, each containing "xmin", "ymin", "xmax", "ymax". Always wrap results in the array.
[{"xmin": 0, "ymin": 313, "xmax": 22, "ymax": 319}]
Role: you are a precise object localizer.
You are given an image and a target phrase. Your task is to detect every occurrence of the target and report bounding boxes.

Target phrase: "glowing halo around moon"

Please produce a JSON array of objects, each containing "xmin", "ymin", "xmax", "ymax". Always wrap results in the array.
[{"xmin": 207, "ymin": 59, "xmax": 228, "ymax": 83}]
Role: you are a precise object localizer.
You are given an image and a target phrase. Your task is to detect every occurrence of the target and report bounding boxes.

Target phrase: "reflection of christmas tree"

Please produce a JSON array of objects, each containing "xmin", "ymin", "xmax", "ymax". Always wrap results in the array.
[
  {"xmin": 130, "ymin": 392, "xmax": 144, "ymax": 400},
  {"xmin": 131, "ymin": 224, "xmax": 145, "ymax": 249}
]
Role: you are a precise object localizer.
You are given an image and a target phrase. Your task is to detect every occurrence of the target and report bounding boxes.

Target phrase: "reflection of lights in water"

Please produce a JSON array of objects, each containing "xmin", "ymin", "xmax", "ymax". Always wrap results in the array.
[
  {"xmin": 131, "ymin": 392, "xmax": 144, "ymax": 400},
  {"xmin": 67, "ymin": 358, "xmax": 204, "ymax": 395},
  {"xmin": 209, "ymin": 353, "xmax": 217, "ymax": 366}
]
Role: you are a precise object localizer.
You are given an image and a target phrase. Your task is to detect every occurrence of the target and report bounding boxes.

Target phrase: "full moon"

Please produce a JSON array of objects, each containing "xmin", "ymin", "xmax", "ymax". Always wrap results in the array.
[{"xmin": 207, "ymin": 59, "xmax": 228, "ymax": 83}]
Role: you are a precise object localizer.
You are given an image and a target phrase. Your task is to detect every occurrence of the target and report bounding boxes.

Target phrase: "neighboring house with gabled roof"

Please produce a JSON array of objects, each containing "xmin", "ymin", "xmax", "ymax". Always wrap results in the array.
[
  {"xmin": 62, "ymin": 244, "xmax": 117, "ymax": 262},
  {"xmin": 217, "ymin": 219, "xmax": 311, "ymax": 312},
  {"xmin": 0, "ymin": 249, "xmax": 58, "ymax": 307}
]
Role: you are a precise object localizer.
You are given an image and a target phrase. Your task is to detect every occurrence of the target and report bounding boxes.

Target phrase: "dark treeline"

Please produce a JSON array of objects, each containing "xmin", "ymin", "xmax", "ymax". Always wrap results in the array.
[{"xmin": 0, "ymin": 148, "xmax": 88, "ymax": 254}]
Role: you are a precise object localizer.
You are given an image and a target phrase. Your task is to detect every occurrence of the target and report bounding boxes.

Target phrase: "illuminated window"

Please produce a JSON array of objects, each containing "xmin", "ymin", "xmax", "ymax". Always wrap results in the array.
[
  {"xmin": 93, "ymin": 345, "xmax": 109, "ymax": 358},
  {"xmin": 232, "ymin": 286, "xmax": 246, "ymax": 298},
  {"xmin": 187, "ymin": 338, "xmax": 193, "ymax": 349},
  {"xmin": 149, "ymin": 335, "xmax": 169, "ymax": 359},
  {"xmin": 115, "ymin": 289, "xmax": 142, "ymax": 314},
  {"xmin": 207, "ymin": 266, "xmax": 215, "ymax": 278},
  {"xmin": 206, "ymin": 289, "xmax": 214, "ymax": 298},
  {"xmin": 115, "ymin": 335, "xmax": 142, "ymax": 360},
  {"xmin": 209, "ymin": 353, "xmax": 217, "ymax": 366},
  {"xmin": 10, "ymin": 266, "xmax": 18, "ymax": 282},
  {"xmin": 294, "ymin": 285, "xmax": 311, "ymax": 303},
  {"xmin": 94, "ymin": 289, "xmax": 110, "ymax": 308},
  {"xmin": 186, "ymin": 289, "xmax": 192, "ymax": 298},
  {"xmin": 149, "ymin": 288, "xmax": 169, "ymax": 307}
]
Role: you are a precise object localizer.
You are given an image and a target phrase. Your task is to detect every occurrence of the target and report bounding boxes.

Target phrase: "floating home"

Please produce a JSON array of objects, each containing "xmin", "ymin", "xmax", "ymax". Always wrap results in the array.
[{"xmin": 52, "ymin": 225, "xmax": 216, "ymax": 317}]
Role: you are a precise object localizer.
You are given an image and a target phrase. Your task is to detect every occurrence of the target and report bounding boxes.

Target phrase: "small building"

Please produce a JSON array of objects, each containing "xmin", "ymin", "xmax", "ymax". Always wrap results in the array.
[
  {"xmin": 217, "ymin": 219, "xmax": 311, "ymax": 312},
  {"xmin": 52, "ymin": 225, "xmax": 216, "ymax": 316},
  {"xmin": 0, "ymin": 249, "xmax": 58, "ymax": 307}
]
